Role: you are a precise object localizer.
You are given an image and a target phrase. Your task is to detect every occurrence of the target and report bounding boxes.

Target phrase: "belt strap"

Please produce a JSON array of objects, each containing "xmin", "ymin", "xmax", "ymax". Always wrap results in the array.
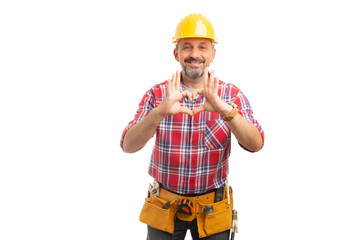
[{"xmin": 158, "ymin": 183, "xmax": 220, "ymax": 197}]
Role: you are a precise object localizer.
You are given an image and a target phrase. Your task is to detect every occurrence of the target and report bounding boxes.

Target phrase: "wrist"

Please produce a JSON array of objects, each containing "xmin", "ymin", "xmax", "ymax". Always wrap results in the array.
[
  {"xmin": 152, "ymin": 106, "xmax": 168, "ymax": 120},
  {"xmin": 220, "ymin": 102, "xmax": 239, "ymax": 121},
  {"xmin": 217, "ymin": 102, "xmax": 233, "ymax": 116}
]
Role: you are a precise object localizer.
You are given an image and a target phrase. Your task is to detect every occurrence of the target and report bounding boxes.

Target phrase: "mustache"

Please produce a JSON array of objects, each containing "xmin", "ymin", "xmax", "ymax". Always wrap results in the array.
[{"xmin": 184, "ymin": 57, "xmax": 205, "ymax": 63}]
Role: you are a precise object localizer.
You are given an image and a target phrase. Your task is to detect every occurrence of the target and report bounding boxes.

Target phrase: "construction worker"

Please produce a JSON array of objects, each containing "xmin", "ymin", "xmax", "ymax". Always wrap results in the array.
[{"xmin": 120, "ymin": 13, "xmax": 264, "ymax": 240}]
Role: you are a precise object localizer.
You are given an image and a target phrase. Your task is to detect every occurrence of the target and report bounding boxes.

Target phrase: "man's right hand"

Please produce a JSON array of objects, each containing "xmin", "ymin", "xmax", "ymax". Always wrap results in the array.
[
  {"xmin": 157, "ymin": 70, "xmax": 194, "ymax": 117},
  {"xmin": 121, "ymin": 71, "xmax": 193, "ymax": 153}
]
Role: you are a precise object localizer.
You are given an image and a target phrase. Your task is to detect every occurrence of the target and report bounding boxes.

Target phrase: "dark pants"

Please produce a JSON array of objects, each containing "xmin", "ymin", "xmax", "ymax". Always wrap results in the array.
[{"xmin": 147, "ymin": 218, "xmax": 230, "ymax": 240}]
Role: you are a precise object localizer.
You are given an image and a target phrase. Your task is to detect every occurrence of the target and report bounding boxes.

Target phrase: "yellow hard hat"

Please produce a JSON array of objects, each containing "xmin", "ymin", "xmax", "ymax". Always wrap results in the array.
[{"xmin": 172, "ymin": 13, "xmax": 217, "ymax": 44}]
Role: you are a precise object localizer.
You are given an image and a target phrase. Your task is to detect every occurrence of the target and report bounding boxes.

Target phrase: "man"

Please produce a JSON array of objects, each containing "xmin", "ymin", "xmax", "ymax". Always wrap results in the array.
[{"xmin": 121, "ymin": 14, "xmax": 264, "ymax": 240}]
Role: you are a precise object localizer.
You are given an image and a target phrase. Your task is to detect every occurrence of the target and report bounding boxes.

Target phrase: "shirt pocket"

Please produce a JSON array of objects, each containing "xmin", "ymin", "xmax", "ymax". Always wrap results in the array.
[{"xmin": 204, "ymin": 118, "xmax": 230, "ymax": 150}]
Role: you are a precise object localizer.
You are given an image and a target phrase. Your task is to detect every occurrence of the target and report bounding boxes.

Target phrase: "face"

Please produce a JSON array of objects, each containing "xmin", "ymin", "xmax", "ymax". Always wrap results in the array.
[{"xmin": 174, "ymin": 38, "xmax": 216, "ymax": 79}]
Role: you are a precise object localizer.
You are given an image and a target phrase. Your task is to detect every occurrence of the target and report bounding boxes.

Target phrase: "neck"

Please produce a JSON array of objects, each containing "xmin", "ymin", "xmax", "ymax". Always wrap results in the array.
[{"xmin": 180, "ymin": 72, "xmax": 205, "ymax": 89}]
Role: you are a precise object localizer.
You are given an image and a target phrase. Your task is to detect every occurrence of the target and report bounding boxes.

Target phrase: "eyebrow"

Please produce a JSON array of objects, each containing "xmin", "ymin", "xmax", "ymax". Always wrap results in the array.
[
  {"xmin": 181, "ymin": 41, "xmax": 209, "ymax": 46},
  {"xmin": 182, "ymin": 42, "xmax": 192, "ymax": 46}
]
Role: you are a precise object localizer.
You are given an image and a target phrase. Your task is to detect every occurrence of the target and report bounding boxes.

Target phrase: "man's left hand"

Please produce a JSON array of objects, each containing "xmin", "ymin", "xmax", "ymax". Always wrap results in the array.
[{"xmin": 193, "ymin": 68, "xmax": 232, "ymax": 116}]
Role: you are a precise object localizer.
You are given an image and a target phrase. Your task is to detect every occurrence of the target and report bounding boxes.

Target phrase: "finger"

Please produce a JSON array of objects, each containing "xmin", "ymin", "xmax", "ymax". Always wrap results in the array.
[
  {"xmin": 193, "ymin": 88, "xmax": 203, "ymax": 98},
  {"xmin": 209, "ymin": 69, "xmax": 215, "ymax": 90},
  {"xmin": 170, "ymin": 73, "xmax": 177, "ymax": 93},
  {"xmin": 193, "ymin": 106, "xmax": 205, "ymax": 116},
  {"xmin": 204, "ymin": 67, "xmax": 209, "ymax": 88},
  {"xmin": 214, "ymin": 76, "xmax": 219, "ymax": 94},
  {"xmin": 171, "ymin": 73, "xmax": 176, "ymax": 93},
  {"xmin": 181, "ymin": 90, "xmax": 193, "ymax": 102},
  {"xmin": 175, "ymin": 70, "xmax": 180, "ymax": 91},
  {"xmin": 166, "ymin": 78, "xmax": 171, "ymax": 95},
  {"xmin": 191, "ymin": 90, "xmax": 199, "ymax": 100},
  {"xmin": 179, "ymin": 107, "xmax": 194, "ymax": 116}
]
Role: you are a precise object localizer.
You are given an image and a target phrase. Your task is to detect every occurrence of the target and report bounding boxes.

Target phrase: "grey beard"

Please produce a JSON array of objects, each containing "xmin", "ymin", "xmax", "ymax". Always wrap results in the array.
[{"xmin": 183, "ymin": 66, "xmax": 205, "ymax": 79}]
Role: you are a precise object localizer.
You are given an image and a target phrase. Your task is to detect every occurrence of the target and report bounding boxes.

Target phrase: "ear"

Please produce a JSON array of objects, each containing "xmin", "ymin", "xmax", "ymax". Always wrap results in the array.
[
  {"xmin": 210, "ymin": 48, "xmax": 216, "ymax": 63},
  {"xmin": 174, "ymin": 48, "xmax": 179, "ymax": 62}
]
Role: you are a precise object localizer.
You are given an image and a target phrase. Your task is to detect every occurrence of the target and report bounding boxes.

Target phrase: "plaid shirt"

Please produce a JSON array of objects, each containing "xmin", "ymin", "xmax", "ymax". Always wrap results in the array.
[{"xmin": 121, "ymin": 80, "xmax": 264, "ymax": 194}]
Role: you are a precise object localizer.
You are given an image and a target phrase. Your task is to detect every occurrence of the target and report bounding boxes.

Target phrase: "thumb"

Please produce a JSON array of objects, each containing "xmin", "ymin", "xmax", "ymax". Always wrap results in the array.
[{"xmin": 193, "ymin": 106, "xmax": 205, "ymax": 116}]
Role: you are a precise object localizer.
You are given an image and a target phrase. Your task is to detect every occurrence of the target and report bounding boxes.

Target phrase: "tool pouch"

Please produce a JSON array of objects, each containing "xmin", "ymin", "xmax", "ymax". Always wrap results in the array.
[
  {"xmin": 197, "ymin": 187, "xmax": 233, "ymax": 238},
  {"xmin": 139, "ymin": 192, "xmax": 177, "ymax": 234}
]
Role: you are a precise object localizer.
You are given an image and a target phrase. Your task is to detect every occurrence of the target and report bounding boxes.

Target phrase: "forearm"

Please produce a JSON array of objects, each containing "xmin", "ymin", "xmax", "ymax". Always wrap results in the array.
[
  {"xmin": 217, "ymin": 103, "xmax": 262, "ymax": 152},
  {"xmin": 227, "ymin": 113, "xmax": 263, "ymax": 152},
  {"xmin": 122, "ymin": 107, "xmax": 165, "ymax": 153}
]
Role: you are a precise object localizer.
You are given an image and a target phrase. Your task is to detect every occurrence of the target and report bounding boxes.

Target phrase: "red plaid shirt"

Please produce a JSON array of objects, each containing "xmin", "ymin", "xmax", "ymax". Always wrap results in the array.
[{"xmin": 121, "ymin": 80, "xmax": 264, "ymax": 194}]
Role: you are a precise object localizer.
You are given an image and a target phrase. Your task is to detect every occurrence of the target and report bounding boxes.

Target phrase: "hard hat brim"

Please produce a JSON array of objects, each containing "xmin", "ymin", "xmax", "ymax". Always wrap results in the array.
[{"xmin": 172, "ymin": 37, "xmax": 218, "ymax": 44}]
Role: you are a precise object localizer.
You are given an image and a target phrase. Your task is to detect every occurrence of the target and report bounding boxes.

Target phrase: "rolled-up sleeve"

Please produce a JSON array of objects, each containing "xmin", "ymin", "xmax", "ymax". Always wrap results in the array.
[
  {"xmin": 233, "ymin": 89, "xmax": 265, "ymax": 152},
  {"xmin": 120, "ymin": 89, "xmax": 155, "ymax": 150}
]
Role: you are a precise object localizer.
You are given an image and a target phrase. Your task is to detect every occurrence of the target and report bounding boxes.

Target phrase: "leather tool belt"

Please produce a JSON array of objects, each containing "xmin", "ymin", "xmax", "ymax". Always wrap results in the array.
[{"xmin": 139, "ymin": 182, "xmax": 234, "ymax": 238}]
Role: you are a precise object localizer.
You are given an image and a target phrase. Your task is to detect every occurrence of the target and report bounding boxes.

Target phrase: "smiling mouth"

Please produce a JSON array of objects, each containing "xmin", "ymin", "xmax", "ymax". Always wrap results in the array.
[
  {"xmin": 185, "ymin": 60, "xmax": 204, "ymax": 68},
  {"xmin": 187, "ymin": 61, "xmax": 202, "ymax": 67},
  {"xmin": 184, "ymin": 57, "xmax": 205, "ymax": 65}
]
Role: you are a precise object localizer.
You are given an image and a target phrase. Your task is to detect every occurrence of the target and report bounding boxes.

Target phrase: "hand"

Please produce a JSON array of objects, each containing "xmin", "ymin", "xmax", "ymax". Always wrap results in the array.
[
  {"xmin": 193, "ymin": 68, "xmax": 232, "ymax": 116},
  {"xmin": 157, "ymin": 70, "xmax": 194, "ymax": 117}
]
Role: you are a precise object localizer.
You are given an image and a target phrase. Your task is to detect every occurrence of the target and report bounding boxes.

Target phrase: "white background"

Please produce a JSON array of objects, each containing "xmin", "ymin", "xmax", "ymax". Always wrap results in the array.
[{"xmin": 1, "ymin": 0, "xmax": 359, "ymax": 239}]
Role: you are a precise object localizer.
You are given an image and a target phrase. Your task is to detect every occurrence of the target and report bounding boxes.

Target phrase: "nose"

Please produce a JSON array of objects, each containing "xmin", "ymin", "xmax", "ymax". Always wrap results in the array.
[{"xmin": 189, "ymin": 47, "xmax": 200, "ymax": 58}]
